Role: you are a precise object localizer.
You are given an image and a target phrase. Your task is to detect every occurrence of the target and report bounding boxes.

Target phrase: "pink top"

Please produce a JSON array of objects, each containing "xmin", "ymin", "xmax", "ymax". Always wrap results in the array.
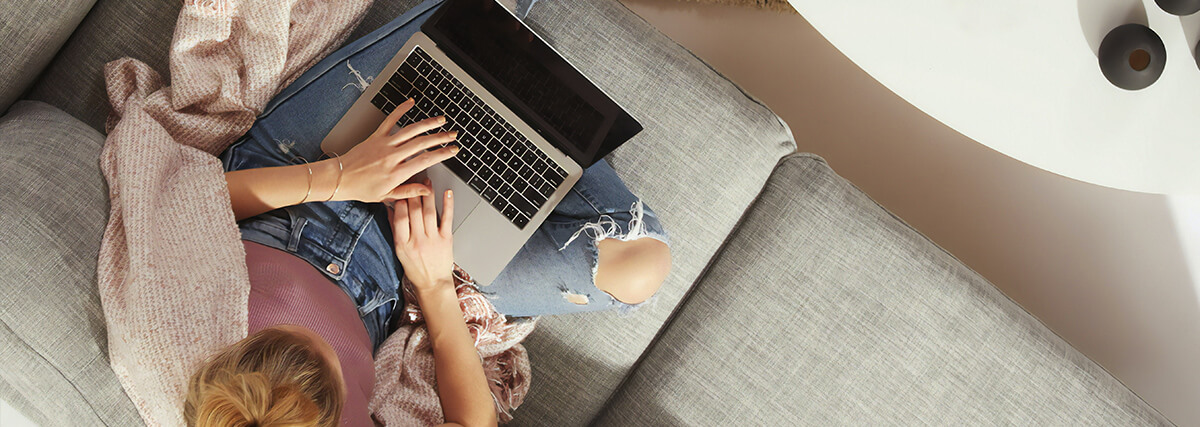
[{"xmin": 243, "ymin": 241, "xmax": 374, "ymax": 427}]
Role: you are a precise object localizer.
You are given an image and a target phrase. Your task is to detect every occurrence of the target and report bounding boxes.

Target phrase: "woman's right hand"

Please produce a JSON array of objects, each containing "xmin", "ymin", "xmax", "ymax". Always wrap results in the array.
[{"xmin": 332, "ymin": 98, "xmax": 459, "ymax": 203}]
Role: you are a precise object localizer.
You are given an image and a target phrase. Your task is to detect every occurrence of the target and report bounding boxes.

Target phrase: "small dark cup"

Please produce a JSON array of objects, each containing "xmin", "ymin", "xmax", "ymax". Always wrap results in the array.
[
  {"xmin": 1155, "ymin": 0, "xmax": 1200, "ymax": 15},
  {"xmin": 1098, "ymin": 24, "xmax": 1166, "ymax": 90}
]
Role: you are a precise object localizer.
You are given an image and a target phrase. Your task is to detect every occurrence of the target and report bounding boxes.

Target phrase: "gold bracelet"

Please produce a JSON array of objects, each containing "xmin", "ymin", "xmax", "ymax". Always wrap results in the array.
[
  {"xmin": 324, "ymin": 152, "xmax": 343, "ymax": 203},
  {"xmin": 290, "ymin": 156, "xmax": 313, "ymax": 204}
]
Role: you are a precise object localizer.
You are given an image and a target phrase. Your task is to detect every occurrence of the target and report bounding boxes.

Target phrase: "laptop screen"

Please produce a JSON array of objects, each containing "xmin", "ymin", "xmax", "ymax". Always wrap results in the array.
[{"xmin": 423, "ymin": 0, "xmax": 642, "ymax": 167}]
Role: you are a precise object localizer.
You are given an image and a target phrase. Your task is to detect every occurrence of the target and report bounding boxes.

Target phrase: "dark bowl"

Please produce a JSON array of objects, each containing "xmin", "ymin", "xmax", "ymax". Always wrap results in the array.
[
  {"xmin": 1155, "ymin": 0, "xmax": 1200, "ymax": 15},
  {"xmin": 1098, "ymin": 24, "xmax": 1166, "ymax": 90}
]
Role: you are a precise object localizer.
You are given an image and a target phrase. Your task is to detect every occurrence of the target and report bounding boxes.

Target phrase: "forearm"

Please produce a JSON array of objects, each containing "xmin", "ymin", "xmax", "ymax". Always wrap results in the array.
[
  {"xmin": 224, "ymin": 159, "xmax": 340, "ymax": 221},
  {"xmin": 418, "ymin": 283, "xmax": 497, "ymax": 427}
]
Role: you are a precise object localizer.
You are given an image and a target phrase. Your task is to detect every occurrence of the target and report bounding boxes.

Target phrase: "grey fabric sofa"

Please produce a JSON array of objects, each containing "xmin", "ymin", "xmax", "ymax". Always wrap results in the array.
[{"xmin": 0, "ymin": 0, "xmax": 1172, "ymax": 425}]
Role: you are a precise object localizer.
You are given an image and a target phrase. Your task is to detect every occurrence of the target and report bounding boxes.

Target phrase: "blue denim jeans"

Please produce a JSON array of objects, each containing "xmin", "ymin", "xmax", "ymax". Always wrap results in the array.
[{"xmin": 221, "ymin": 0, "xmax": 668, "ymax": 349}]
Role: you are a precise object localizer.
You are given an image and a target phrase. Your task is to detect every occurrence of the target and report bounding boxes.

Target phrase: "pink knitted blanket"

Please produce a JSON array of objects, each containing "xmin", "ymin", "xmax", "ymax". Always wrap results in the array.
[{"xmin": 97, "ymin": 1, "xmax": 532, "ymax": 425}]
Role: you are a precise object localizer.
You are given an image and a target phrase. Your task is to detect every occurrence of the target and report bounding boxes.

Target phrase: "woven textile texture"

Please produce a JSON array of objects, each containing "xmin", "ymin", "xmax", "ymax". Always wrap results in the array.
[{"xmin": 596, "ymin": 153, "xmax": 1168, "ymax": 425}]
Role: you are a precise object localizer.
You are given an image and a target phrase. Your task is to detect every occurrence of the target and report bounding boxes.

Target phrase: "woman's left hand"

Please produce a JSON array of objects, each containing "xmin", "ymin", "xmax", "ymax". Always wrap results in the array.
[{"xmin": 388, "ymin": 186, "xmax": 455, "ymax": 294}]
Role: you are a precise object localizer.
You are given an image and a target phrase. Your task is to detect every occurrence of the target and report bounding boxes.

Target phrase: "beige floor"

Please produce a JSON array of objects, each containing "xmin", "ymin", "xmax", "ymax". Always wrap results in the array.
[{"xmin": 620, "ymin": 0, "xmax": 1200, "ymax": 424}]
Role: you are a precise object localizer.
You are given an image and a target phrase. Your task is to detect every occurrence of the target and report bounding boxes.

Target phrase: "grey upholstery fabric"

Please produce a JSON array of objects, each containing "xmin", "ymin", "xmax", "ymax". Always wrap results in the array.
[
  {"xmin": 26, "ymin": 0, "xmax": 182, "ymax": 132},
  {"xmin": 0, "ymin": 0, "xmax": 96, "ymax": 114},
  {"xmin": 0, "ymin": 101, "xmax": 139, "ymax": 425},
  {"xmin": 508, "ymin": 1, "xmax": 793, "ymax": 424},
  {"xmin": 25, "ymin": 0, "xmax": 428, "ymax": 134},
  {"xmin": 596, "ymin": 153, "xmax": 1169, "ymax": 426}
]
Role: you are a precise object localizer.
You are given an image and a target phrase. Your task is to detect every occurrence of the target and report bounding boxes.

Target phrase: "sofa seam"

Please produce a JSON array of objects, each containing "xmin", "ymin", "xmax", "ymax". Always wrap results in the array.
[{"xmin": 0, "ymin": 318, "xmax": 107, "ymax": 425}]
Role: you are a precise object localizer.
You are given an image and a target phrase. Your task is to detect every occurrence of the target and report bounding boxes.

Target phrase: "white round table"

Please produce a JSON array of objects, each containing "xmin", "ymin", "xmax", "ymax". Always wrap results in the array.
[{"xmin": 787, "ymin": 0, "xmax": 1200, "ymax": 194}]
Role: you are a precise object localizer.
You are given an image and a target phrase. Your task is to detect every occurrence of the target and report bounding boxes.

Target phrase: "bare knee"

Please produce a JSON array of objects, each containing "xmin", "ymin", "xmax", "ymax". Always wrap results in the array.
[{"xmin": 594, "ymin": 237, "xmax": 671, "ymax": 305}]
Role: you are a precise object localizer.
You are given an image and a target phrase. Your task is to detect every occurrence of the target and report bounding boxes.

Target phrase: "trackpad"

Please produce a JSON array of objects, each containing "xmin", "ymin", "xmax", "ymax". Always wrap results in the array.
[{"xmin": 428, "ymin": 165, "xmax": 478, "ymax": 232}]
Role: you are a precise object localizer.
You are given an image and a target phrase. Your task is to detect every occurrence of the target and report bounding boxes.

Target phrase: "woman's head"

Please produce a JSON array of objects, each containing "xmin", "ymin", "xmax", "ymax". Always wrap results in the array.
[{"xmin": 184, "ymin": 325, "xmax": 345, "ymax": 427}]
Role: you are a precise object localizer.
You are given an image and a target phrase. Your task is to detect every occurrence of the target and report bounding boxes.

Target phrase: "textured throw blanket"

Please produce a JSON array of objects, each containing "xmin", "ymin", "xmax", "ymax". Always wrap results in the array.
[{"xmin": 98, "ymin": 0, "xmax": 532, "ymax": 425}]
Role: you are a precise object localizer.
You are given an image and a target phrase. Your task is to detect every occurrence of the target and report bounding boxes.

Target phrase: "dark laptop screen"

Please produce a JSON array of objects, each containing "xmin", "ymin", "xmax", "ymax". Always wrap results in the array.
[{"xmin": 424, "ymin": 0, "xmax": 641, "ymax": 166}]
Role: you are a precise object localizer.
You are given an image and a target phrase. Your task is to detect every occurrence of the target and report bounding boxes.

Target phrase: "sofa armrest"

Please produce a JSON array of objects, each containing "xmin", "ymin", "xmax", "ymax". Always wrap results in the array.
[
  {"xmin": 596, "ymin": 153, "xmax": 1168, "ymax": 425},
  {"xmin": 0, "ymin": 101, "xmax": 141, "ymax": 426},
  {"xmin": 0, "ymin": 0, "xmax": 97, "ymax": 114}
]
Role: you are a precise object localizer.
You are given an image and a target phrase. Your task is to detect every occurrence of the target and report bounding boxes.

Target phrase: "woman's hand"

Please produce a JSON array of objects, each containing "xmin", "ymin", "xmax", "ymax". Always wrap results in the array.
[
  {"xmin": 388, "ymin": 186, "xmax": 455, "ymax": 293},
  {"xmin": 389, "ymin": 187, "xmax": 497, "ymax": 427},
  {"xmin": 335, "ymin": 98, "xmax": 459, "ymax": 203}
]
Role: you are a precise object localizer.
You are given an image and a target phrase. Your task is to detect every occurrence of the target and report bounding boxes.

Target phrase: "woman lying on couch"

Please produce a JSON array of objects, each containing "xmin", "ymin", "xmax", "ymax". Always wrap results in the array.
[{"xmin": 181, "ymin": 3, "xmax": 671, "ymax": 426}]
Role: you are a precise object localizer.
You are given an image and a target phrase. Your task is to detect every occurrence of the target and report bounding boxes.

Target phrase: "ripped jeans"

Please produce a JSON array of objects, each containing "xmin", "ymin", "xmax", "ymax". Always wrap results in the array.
[{"xmin": 221, "ymin": 0, "xmax": 668, "ymax": 346}]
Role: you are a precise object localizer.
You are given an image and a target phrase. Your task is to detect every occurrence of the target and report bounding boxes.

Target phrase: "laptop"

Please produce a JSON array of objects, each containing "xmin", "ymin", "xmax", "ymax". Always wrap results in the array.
[{"xmin": 320, "ymin": 0, "xmax": 643, "ymax": 285}]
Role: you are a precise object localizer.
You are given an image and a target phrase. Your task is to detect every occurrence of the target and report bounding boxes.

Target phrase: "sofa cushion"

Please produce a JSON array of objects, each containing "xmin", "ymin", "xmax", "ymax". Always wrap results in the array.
[
  {"xmin": 0, "ymin": 0, "xmax": 96, "ymax": 114},
  {"xmin": 0, "ymin": 101, "xmax": 140, "ymax": 425},
  {"xmin": 30, "ymin": 0, "xmax": 794, "ymax": 424},
  {"xmin": 595, "ymin": 153, "xmax": 1169, "ymax": 425}
]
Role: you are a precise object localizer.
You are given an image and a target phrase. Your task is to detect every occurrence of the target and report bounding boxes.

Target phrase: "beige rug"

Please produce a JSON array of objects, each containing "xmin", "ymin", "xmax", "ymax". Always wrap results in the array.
[{"xmin": 678, "ymin": 0, "xmax": 797, "ymax": 13}]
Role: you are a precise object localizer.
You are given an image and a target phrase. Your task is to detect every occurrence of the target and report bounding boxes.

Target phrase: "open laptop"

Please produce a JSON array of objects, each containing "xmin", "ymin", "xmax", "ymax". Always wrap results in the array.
[{"xmin": 320, "ymin": 0, "xmax": 643, "ymax": 285}]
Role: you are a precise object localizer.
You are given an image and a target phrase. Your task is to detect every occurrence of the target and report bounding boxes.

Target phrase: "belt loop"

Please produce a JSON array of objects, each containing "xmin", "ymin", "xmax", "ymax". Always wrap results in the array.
[{"xmin": 287, "ymin": 217, "xmax": 307, "ymax": 252}]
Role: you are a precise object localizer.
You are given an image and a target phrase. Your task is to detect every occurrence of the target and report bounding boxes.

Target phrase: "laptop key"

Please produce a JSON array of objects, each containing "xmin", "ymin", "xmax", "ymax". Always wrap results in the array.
[
  {"xmin": 523, "ymin": 186, "xmax": 547, "ymax": 207},
  {"xmin": 468, "ymin": 107, "xmax": 485, "ymax": 121},
  {"xmin": 371, "ymin": 93, "xmax": 389, "ymax": 112},
  {"xmin": 481, "ymin": 187, "xmax": 499, "ymax": 202},
  {"xmin": 412, "ymin": 76, "xmax": 430, "ymax": 91},
  {"xmin": 497, "ymin": 148, "xmax": 514, "ymax": 163},
  {"xmin": 510, "ymin": 194, "xmax": 535, "ymax": 216},
  {"xmin": 398, "ymin": 63, "xmax": 419, "ymax": 83},
  {"xmin": 487, "ymin": 174, "xmax": 505, "ymax": 190},
  {"xmin": 379, "ymin": 83, "xmax": 402, "ymax": 104},
  {"xmin": 479, "ymin": 150, "xmax": 498, "ymax": 166},
  {"xmin": 491, "ymin": 161, "xmax": 509, "ymax": 177},
  {"xmin": 468, "ymin": 176, "xmax": 487, "ymax": 193},
  {"xmin": 520, "ymin": 150, "xmax": 538, "ymax": 164},
  {"xmin": 475, "ymin": 164, "xmax": 495, "ymax": 182},
  {"xmin": 491, "ymin": 196, "xmax": 508, "ymax": 213},
  {"xmin": 541, "ymin": 166, "xmax": 561, "ymax": 183},
  {"xmin": 512, "ymin": 177, "xmax": 528, "ymax": 192},
  {"xmin": 501, "ymin": 167, "xmax": 519, "ymax": 183},
  {"xmin": 444, "ymin": 157, "xmax": 470, "ymax": 179},
  {"xmin": 502, "ymin": 204, "xmax": 521, "ymax": 221},
  {"xmin": 417, "ymin": 96, "xmax": 435, "ymax": 113},
  {"xmin": 416, "ymin": 60, "xmax": 433, "ymax": 75},
  {"xmin": 518, "ymin": 164, "xmax": 535, "ymax": 181},
  {"xmin": 537, "ymin": 181, "xmax": 555, "ymax": 197},
  {"xmin": 458, "ymin": 133, "xmax": 478, "ymax": 150},
  {"xmin": 485, "ymin": 137, "xmax": 504, "ymax": 154},
  {"xmin": 435, "ymin": 93, "xmax": 452, "ymax": 108},
  {"xmin": 513, "ymin": 213, "xmax": 529, "ymax": 229},
  {"xmin": 498, "ymin": 182, "xmax": 516, "ymax": 198}
]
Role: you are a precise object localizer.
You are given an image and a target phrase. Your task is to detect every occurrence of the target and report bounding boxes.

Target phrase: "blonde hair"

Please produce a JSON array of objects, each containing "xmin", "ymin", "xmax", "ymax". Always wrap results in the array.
[{"xmin": 184, "ymin": 328, "xmax": 344, "ymax": 427}]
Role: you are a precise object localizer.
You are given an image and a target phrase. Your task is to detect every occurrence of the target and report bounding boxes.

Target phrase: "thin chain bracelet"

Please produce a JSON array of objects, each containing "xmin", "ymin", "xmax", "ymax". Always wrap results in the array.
[
  {"xmin": 289, "ymin": 156, "xmax": 313, "ymax": 204},
  {"xmin": 322, "ymin": 152, "xmax": 343, "ymax": 202}
]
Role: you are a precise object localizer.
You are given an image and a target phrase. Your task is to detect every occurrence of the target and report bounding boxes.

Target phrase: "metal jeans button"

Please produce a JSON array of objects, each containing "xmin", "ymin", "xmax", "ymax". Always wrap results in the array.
[{"xmin": 326, "ymin": 263, "xmax": 341, "ymax": 275}]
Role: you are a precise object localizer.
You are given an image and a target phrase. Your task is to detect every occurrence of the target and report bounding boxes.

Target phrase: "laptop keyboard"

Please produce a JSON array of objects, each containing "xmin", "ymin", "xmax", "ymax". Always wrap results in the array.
[{"xmin": 370, "ymin": 46, "xmax": 568, "ymax": 229}]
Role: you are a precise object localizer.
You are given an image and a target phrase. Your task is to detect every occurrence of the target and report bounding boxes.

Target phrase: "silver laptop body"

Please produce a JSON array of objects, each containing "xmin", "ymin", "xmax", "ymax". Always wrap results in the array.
[{"xmin": 321, "ymin": 31, "xmax": 584, "ymax": 286}]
